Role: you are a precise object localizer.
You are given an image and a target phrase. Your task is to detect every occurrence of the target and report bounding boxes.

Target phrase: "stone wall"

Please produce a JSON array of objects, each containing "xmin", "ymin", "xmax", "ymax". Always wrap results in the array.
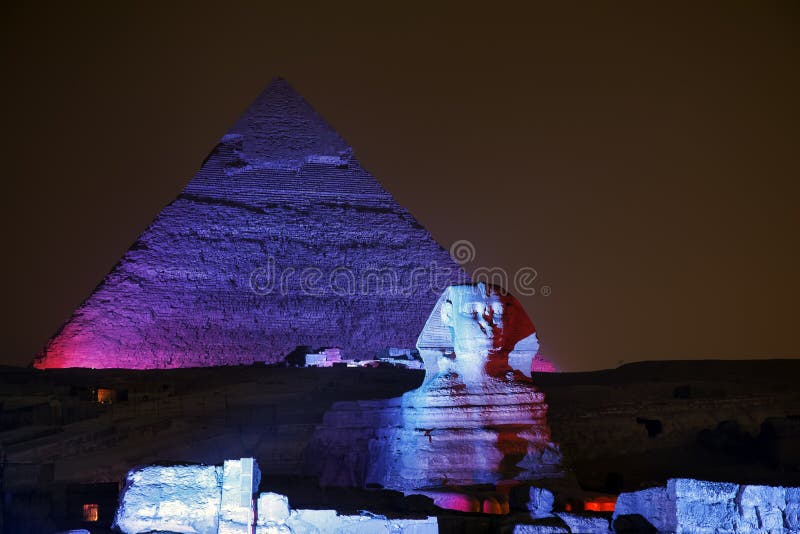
[
  {"xmin": 113, "ymin": 458, "xmax": 437, "ymax": 534},
  {"xmin": 613, "ymin": 478, "xmax": 800, "ymax": 533},
  {"xmin": 113, "ymin": 463, "xmax": 224, "ymax": 534}
]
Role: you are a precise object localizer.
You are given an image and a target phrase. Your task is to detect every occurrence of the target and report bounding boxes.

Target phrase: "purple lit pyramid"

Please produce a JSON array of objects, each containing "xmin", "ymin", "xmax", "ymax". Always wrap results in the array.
[{"xmin": 35, "ymin": 79, "xmax": 467, "ymax": 369}]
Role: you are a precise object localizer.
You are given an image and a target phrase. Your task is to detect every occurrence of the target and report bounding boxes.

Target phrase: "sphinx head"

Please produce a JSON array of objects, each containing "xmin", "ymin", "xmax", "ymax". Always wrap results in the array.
[
  {"xmin": 417, "ymin": 283, "xmax": 537, "ymax": 382},
  {"xmin": 441, "ymin": 283, "xmax": 517, "ymax": 355}
]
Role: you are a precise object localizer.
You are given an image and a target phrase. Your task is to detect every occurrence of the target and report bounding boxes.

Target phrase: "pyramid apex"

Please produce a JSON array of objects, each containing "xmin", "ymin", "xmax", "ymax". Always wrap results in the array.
[
  {"xmin": 225, "ymin": 78, "xmax": 349, "ymax": 165},
  {"xmin": 262, "ymin": 76, "xmax": 292, "ymax": 90}
]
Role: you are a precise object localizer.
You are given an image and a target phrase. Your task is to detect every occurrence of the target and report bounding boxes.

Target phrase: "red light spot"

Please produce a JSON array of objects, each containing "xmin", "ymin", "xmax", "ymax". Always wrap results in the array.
[
  {"xmin": 431, "ymin": 493, "xmax": 481, "ymax": 513},
  {"xmin": 83, "ymin": 503, "xmax": 99, "ymax": 522},
  {"xmin": 482, "ymin": 497, "xmax": 505, "ymax": 514},
  {"xmin": 584, "ymin": 496, "xmax": 616, "ymax": 512},
  {"xmin": 97, "ymin": 388, "xmax": 114, "ymax": 404}
]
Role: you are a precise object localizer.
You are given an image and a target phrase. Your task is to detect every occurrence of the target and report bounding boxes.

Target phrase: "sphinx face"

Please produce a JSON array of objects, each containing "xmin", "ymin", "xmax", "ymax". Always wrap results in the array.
[{"xmin": 443, "ymin": 284, "xmax": 516, "ymax": 356}]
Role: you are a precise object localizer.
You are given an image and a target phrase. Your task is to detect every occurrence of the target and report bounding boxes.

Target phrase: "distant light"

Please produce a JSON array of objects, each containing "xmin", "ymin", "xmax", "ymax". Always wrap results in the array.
[
  {"xmin": 82, "ymin": 503, "xmax": 99, "ymax": 522},
  {"xmin": 584, "ymin": 496, "xmax": 616, "ymax": 512},
  {"xmin": 97, "ymin": 388, "xmax": 114, "ymax": 404}
]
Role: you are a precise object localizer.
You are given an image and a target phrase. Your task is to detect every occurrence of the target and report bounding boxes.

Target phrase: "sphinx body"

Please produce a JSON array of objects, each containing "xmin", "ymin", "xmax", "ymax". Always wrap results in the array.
[
  {"xmin": 366, "ymin": 283, "xmax": 561, "ymax": 490},
  {"xmin": 308, "ymin": 284, "xmax": 561, "ymax": 492}
]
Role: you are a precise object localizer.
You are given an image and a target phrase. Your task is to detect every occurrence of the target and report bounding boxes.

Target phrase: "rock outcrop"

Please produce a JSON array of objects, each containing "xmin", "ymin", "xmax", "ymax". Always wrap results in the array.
[{"xmin": 35, "ymin": 78, "xmax": 466, "ymax": 369}]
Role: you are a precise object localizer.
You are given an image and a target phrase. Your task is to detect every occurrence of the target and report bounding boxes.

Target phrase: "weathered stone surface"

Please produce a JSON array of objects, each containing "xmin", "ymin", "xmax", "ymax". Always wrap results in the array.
[
  {"xmin": 113, "ymin": 464, "xmax": 223, "ymax": 534},
  {"xmin": 258, "ymin": 492, "xmax": 291, "ymax": 524},
  {"xmin": 613, "ymin": 486, "xmax": 674, "ymax": 533},
  {"xmin": 554, "ymin": 512, "xmax": 611, "ymax": 534},
  {"xmin": 286, "ymin": 510, "xmax": 438, "ymax": 533},
  {"xmin": 219, "ymin": 458, "xmax": 261, "ymax": 533},
  {"xmin": 528, "ymin": 487, "xmax": 555, "ymax": 518},
  {"xmin": 34, "ymin": 78, "xmax": 466, "ymax": 370},
  {"xmin": 512, "ymin": 523, "xmax": 569, "ymax": 534},
  {"xmin": 670, "ymin": 477, "xmax": 739, "ymax": 503},
  {"xmin": 786, "ymin": 487, "xmax": 800, "ymax": 531},
  {"xmin": 735, "ymin": 484, "xmax": 786, "ymax": 532},
  {"xmin": 114, "ymin": 457, "xmax": 436, "ymax": 534},
  {"xmin": 255, "ymin": 491, "xmax": 291, "ymax": 534},
  {"xmin": 613, "ymin": 478, "xmax": 800, "ymax": 534}
]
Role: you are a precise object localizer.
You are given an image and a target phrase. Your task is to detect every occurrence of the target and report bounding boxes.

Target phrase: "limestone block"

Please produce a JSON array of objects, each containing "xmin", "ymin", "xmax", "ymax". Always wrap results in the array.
[
  {"xmin": 286, "ymin": 509, "xmax": 334, "ymax": 533},
  {"xmin": 113, "ymin": 464, "xmax": 223, "ymax": 534},
  {"xmin": 286, "ymin": 509, "xmax": 437, "ymax": 534},
  {"xmin": 786, "ymin": 487, "xmax": 800, "ymax": 531},
  {"xmin": 257, "ymin": 492, "xmax": 290, "ymax": 524},
  {"xmin": 527, "ymin": 487, "xmax": 555, "ymax": 518},
  {"xmin": 219, "ymin": 458, "xmax": 260, "ymax": 534},
  {"xmin": 737, "ymin": 484, "xmax": 786, "ymax": 508},
  {"xmin": 113, "ymin": 459, "xmax": 436, "ymax": 534},
  {"xmin": 554, "ymin": 512, "xmax": 611, "ymax": 534},
  {"xmin": 513, "ymin": 524, "xmax": 569, "ymax": 534},
  {"xmin": 675, "ymin": 500, "xmax": 737, "ymax": 533},
  {"xmin": 669, "ymin": 478, "xmax": 739, "ymax": 504},
  {"xmin": 614, "ymin": 479, "xmax": 800, "ymax": 534},
  {"xmin": 613, "ymin": 486, "xmax": 674, "ymax": 533},
  {"xmin": 736, "ymin": 484, "xmax": 786, "ymax": 532},
  {"xmin": 669, "ymin": 479, "xmax": 739, "ymax": 533}
]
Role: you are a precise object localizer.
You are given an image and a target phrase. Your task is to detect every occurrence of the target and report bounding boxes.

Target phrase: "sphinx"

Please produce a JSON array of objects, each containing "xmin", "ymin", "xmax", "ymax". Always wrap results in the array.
[
  {"xmin": 366, "ymin": 283, "xmax": 561, "ymax": 490},
  {"xmin": 307, "ymin": 283, "xmax": 561, "ymax": 495}
]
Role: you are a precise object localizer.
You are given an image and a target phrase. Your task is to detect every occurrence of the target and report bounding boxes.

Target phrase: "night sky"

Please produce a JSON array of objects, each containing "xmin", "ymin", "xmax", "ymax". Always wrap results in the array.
[{"xmin": 2, "ymin": 2, "xmax": 798, "ymax": 370}]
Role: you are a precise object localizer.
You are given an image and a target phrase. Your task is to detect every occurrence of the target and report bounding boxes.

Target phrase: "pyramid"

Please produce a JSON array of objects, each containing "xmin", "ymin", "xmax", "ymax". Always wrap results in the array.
[{"xmin": 35, "ymin": 79, "xmax": 468, "ymax": 369}]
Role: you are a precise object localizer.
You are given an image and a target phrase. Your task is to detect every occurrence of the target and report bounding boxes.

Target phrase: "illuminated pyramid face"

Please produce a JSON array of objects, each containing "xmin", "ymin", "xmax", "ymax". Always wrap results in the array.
[{"xmin": 36, "ymin": 79, "xmax": 467, "ymax": 369}]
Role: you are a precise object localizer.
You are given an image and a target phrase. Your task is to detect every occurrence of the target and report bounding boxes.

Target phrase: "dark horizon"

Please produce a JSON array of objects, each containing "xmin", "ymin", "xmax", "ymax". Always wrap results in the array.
[{"xmin": 2, "ymin": 2, "xmax": 798, "ymax": 371}]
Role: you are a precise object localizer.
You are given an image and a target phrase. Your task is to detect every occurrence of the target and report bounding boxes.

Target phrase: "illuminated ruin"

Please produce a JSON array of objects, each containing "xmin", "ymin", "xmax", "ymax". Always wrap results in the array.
[
  {"xmin": 113, "ymin": 458, "xmax": 437, "ymax": 534},
  {"xmin": 308, "ymin": 284, "xmax": 561, "ymax": 497}
]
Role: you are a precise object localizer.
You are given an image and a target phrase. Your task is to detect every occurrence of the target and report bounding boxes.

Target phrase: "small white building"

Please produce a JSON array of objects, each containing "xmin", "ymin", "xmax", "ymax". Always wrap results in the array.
[{"xmin": 304, "ymin": 347, "xmax": 343, "ymax": 367}]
